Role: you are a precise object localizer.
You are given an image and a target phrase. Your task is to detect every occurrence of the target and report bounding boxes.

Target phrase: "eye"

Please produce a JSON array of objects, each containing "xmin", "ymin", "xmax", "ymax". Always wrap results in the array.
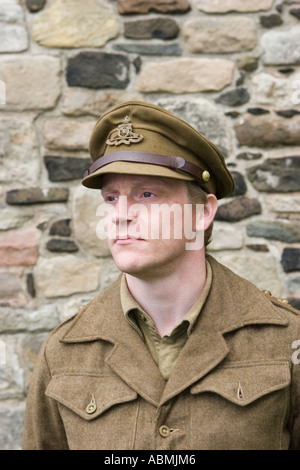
[
  {"xmin": 105, "ymin": 195, "xmax": 118, "ymax": 202},
  {"xmin": 142, "ymin": 192, "xmax": 154, "ymax": 198}
]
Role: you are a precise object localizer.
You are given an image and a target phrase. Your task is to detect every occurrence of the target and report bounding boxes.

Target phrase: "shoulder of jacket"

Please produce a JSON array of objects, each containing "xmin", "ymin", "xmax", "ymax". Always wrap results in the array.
[
  {"xmin": 261, "ymin": 289, "xmax": 300, "ymax": 316},
  {"xmin": 43, "ymin": 307, "xmax": 84, "ymax": 344},
  {"xmin": 44, "ymin": 277, "xmax": 122, "ymax": 347}
]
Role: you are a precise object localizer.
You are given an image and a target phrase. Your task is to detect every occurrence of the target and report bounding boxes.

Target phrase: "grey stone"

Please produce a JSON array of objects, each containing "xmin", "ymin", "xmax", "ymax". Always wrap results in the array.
[
  {"xmin": 124, "ymin": 18, "xmax": 179, "ymax": 39},
  {"xmin": 0, "ymin": 272, "xmax": 25, "ymax": 307},
  {"xmin": 216, "ymin": 87, "xmax": 250, "ymax": 106},
  {"xmin": 20, "ymin": 332, "xmax": 48, "ymax": 391},
  {"xmin": 276, "ymin": 109, "xmax": 300, "ymax": 118},
  {"xmin": 246, "ymin": 221, "xmax": 300, "ymax": 243},
  {"xmin": 0, "ymin": 209, "xmax": 34, "ymax": 231},
  {"xmin": 208, "ymin": 223, "xmax": 244, "ymax": 251},
  {"xmin": 260, "ymin": 14, "xmax": 283, "ymax": 28},
  {"xmin": 6, "ymin": 188, "xmax": 69, "ymax": 205},
  {"xmin": 235, "ymin": 114, "xmax": 300, "ymax": 147},
  {"xmin": 281, "ymin": 248, "xmax": 300, "ymax": 272},
  {"xmin": 67, "ymin": 52, "xmax": 130, "ymax": 89},
  {"xmin": 247, "ymin": 107, "xmax": 270, "ymax": 115},
  {"xmin": 26, "ymin": 0, "xmax": 46, "ymax": 12},
  {"xmin": 0, "ymin": 3, "xmax": 24, "ymax": 22},
  {"xmin": 46, "ymin": 238, "xmax": 79, "ymax": 253},
  {"xmin": 49, "ymin": 219, "xmax": 71, "ymax": 237},
  {"xmin": 26, "ymin": 273, "xmax": 36, "ymax": 298},
  {"xmin": 0, "ymin": 115, "xmax": 39, "ymax": 186},
  {"xmin": 290, "ymin": 8, "xmax": 300, "ymax": 20},
  {"xmin": 261, "ymin": 26, "xmax": 300, "ymax": 65},
  {"xmin": 237, "ymin": 54, "xmax": 259, "ymax": 71},
  {"xmin": 265, "ymin": 194, "xmax": 300, "ymax": 214},
  {"xmin": 0, "ymin": 400, "xmax": 25, "ymax": 450},
  {"xmin": 285, "ymin": 274, "xmax": 300, "ymax": 295},
  {"xmin": 44, "ymin": 156, "xmax": 91, "ymax": 182},
  {"xmin": 0, "ymin": 304, "xmax": 60, "ymax": 333},
  {"xmin": 229, "ymin": 171, "xmax": 247, "ymax": 196},
  {"xmin": 113, "ymin": 43, "xmax": 182, "ymax": 55},
  {"xmin": 236, "ymin": 152, "xmax": 262, "ymax": 161},
  {"xmin": 288, "ymin": 298, "xmax": 300, "ymax": 310},
  {"xmin": 215, "ymin": 197, "xmax": 261, "ymax": 222},
  {"xmin": 247, "ymin": 157, "xmax": 300, "ymax": 192},
  {"xmin": 0, "ymin": 25, "xmax": 28, "ymax": 53},
  {"xmin": 133, "ymin": 56, "xmax": 142, "ymax": 73},
  {"xmin": 0, "ymin": 335, "xmax": 25, "ymax": 400}
]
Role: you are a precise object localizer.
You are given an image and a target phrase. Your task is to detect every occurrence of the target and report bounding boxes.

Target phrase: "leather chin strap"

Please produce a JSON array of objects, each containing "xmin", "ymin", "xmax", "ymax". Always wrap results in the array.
[{"xmin": 84, "ymin": 150, "xmax": 207, "ymax": 182}]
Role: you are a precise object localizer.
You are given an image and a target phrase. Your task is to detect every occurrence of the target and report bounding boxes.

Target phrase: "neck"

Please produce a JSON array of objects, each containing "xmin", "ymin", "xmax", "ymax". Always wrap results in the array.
[{"xmin": 125, "ymin": 250, "xmax": 207, "ymax": 336}]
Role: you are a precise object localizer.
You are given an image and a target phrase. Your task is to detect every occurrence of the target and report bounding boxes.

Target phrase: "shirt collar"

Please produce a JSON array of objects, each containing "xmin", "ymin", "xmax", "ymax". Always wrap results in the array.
[{"xmin": 121, "ymin": 260, "xmax": 213, "ymax": 338}]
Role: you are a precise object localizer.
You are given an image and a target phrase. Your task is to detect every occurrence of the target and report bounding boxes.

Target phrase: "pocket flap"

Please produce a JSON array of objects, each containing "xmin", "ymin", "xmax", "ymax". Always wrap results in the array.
[
  {"xmin": 190, "ymin": 363, "xmax": 290, "ymax": 406},
  {"xmin": 46, "ymin": 374, "xmax": 138, "ymax": 420}
]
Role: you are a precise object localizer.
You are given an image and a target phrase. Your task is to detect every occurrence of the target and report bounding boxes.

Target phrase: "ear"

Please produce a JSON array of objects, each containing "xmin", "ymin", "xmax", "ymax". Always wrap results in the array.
[{"xmin": 195, "ymin": 194, "xmax": 218, "ymax": 232}]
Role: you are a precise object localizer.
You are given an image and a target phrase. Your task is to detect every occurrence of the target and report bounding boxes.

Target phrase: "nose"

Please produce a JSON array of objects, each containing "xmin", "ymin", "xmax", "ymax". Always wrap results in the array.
[{"xmin": 114, "ymin": 195, "xmax": 135, "ymax": 224}]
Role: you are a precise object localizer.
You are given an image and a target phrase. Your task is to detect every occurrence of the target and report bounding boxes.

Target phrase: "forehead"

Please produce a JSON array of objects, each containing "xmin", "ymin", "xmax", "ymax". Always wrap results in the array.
[{"xmin": 101, "ymin": 173, "xmax": 186, "ymax": 190}]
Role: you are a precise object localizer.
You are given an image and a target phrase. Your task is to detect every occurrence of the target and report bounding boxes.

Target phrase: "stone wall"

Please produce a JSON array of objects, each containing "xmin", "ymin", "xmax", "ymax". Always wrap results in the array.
[{"xmin": 0, "ymin": 0, "xmax": 300, "ymax": 449}]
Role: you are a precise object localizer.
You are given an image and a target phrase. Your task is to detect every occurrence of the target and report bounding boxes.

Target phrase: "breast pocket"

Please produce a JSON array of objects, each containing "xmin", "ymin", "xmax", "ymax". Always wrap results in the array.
[
  {"xmin": 46, "ymin": 374, "xmax": 138, "ymax": 449},
  {"xmin": 189, "ymin": 362, "xmax": 291, "ymax": 449}
]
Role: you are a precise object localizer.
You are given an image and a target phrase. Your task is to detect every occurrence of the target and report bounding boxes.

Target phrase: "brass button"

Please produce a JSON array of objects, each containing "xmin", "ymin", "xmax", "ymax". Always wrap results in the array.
[
  {"xmin": 86, "ymin": 395, "xmax": 97, "ymax": 414},
  {"xmin": 159, "ymin": 425, "xmax": 170, "ymax": 438},
  {"xmin": 278, "ymin": 298, "xmax": 290, "ymax": 305},
  {"xmin": 202, "ymin": 170, "xmax": 210, "ymax": 183},
  {"xmin": 263, "ymin": 290, "xmax": 272, "ymax": 296}
]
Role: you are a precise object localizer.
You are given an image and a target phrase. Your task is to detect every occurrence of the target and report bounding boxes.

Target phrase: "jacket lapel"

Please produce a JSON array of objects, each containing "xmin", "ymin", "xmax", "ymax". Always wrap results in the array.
[
  {"xmin": 160, "ymin": 255, "xmax": 288, "ymax": 404},
  {"xmin": 61, "ymin": 277, "xmax": 166, "ymax": 407}
]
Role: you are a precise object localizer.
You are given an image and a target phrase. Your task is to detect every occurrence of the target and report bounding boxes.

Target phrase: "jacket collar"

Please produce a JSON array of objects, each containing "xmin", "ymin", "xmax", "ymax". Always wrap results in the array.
[{"xmin": 60, "ymin": 255, "xmax": 287, "ymax": 406}]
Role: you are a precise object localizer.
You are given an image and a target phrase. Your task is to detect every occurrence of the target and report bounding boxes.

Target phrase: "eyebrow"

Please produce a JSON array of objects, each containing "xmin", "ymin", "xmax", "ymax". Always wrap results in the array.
[{"xmin": 101, "ymin": 177, "xmax": 169, "ymax": 192}]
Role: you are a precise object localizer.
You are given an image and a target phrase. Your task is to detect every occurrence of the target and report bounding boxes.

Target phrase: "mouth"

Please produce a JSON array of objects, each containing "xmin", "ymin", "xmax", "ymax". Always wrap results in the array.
[{"xmin": 114, "ymin": 236, "xmax": 146, "ymax": 245}]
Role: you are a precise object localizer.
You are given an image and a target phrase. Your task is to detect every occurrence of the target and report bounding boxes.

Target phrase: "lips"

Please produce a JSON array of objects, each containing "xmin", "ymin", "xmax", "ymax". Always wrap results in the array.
[{"xmin": 114, "ymin": 236, "xmax": 145, "ymax": 244}]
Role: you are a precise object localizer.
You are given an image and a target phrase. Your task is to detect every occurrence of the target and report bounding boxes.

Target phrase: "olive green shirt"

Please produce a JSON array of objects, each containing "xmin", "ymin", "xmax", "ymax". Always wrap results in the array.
[{"xmin": 121, "ymin": 261, "xmax": 212, "ymax": 380}]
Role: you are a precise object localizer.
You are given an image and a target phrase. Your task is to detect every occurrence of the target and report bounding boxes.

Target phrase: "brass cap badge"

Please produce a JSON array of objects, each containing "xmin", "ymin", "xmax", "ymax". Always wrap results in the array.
[{"xmin": 106, "ymin": 116, "xmax": 144, "ymax": 146}]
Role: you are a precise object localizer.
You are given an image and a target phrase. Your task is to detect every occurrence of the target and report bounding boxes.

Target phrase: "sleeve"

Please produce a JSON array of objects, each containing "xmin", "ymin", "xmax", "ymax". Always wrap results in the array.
[
  {"xmin": 22, "ymin": 339, "xmax": 69, "ymax": 450},
  {"xmin": 289, "ymin": 318, "xmax": 300, "ymax": 450}
]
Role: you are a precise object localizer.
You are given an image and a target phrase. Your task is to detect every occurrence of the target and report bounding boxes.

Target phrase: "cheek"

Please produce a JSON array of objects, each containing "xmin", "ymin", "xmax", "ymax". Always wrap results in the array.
[
  {"xmin": 147, "ymin": 205, "xmax": 185, "ymax": 240},
  {"xmin": 103, "ymin": 213, "xmax": 116, "ymax": 238}
]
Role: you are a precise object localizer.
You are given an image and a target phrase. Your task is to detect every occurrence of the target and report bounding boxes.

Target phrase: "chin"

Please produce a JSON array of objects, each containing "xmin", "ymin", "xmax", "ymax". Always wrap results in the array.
[
  {"xmin": 112, "ymin": 254, "xmax": 158, "ymax": 278},
  {"xmin": 112, "ymin": 254, "xmax": 143, "ymax": 275}
]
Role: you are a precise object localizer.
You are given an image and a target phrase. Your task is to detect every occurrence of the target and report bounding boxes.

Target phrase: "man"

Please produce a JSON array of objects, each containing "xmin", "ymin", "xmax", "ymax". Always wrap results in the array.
[{"xmin": 23, "ymin": 101, "xmax": 300, "ymax": 450}]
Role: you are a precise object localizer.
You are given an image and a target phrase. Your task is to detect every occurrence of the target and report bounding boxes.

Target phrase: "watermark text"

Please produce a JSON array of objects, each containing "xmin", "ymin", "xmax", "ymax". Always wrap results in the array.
[
  {"xmin": 96, "ymin": 198, "xmax": 205, "ymax": 251},
  {"xmin": 292, "ymin": 340, "xmax": 300, "ymax": 365}
]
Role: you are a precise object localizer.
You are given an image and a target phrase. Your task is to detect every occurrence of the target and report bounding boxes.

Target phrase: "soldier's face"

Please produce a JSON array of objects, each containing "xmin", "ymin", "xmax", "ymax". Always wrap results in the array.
[{"xmin": 101, "ymin": 173, "xmax": 205, "ymax": 279}]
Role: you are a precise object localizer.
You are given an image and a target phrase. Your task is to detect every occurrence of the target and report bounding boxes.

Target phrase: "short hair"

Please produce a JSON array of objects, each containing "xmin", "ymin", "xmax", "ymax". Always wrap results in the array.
[{"xmin": 185, "ymin": 181, "xmax": 214, "ymax": 247}]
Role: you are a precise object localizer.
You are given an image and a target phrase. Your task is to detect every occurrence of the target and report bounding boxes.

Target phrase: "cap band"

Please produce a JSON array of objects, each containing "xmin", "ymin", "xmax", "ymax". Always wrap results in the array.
[{"xmin": 83, "ymin": 150, "xmax": 209, "ymax": 183}]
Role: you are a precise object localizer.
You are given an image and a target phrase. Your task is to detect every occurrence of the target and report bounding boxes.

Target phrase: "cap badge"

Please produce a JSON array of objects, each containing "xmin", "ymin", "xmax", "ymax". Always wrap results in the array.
[{"xmin": 106, "ymin": 116, "xmax": 144, "ymax": 146}]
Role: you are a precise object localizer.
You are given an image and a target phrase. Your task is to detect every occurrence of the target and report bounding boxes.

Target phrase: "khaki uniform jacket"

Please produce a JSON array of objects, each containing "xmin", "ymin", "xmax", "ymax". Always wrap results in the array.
[{"xmin": 22, "ymin": 256, "xmax": 300, "ymax": 450}]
